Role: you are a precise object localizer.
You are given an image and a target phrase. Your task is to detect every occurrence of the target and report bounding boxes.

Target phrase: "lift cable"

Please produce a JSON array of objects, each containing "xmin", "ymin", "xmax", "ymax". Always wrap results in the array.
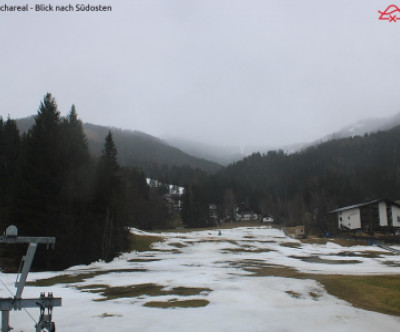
[{"xmin": 1, "ymin": 274, "xmax": 38, "ymax": 325}]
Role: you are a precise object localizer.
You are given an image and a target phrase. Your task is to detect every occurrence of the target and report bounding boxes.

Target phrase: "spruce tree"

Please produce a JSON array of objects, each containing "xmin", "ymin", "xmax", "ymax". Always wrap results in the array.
[
  {"xmin": 14, "ymin": 93, "xmax": 62, "ymax": 236},
  {"xmin": 57, "ymin": 105, "xmax": 93, "ymax": 266},
  {"xmin": 10, "ymin": 95, "xmax": 94, "ymax": 268},
  {"xmin": 0, "ymin": 117, "xmax": 20, "ymax": 230},
  {"xmin": 95, "ymin": 131, "xmax": 125, "ymax": 261}
]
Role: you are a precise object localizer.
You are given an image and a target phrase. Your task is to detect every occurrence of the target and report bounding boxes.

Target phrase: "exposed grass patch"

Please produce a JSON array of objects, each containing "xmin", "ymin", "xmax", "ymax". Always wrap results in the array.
[
  {"xmin": 151, "ymin": 249, "xmax": 182, "ymax": 254},
  {"xmin": 315, "ymin": 275, "xmax": 400, "ymax": 317},
  {"xmin": 168, "ymin": 242, "xmax": 187, "ymax": 248},
  {"xmin": 165, "ymin": 287, "xmax": 211, "ymax": 296},
  {"xmin": 330, "ymin": 238, "xmax": 369, "ymax": 247},
  {"xmin": 300, "ymin": 238, "xmax": 329, "ymax": 245},
  {"xmin": 381, "ymin": 261, "xmax": 400, "ymax": 267},
  {"xmin": 223, "ymin": 248, "xmax": 274, "ymax": 253},
  {"xmin": 158, "ymin": 221, "xmax": 266, "ymax": 233},
  {"xmin": 289, "ymin": 255, "xmax": 361, "ymax": 265},
  {"xmin": 83, "ymin": 283, "xmax": 212, "ymax": 301},
  {"xmin": 200, "ymin": 239, "xmax": 239, "ymax": 246},
  {"xmin": 225, "ymin": 259, "xmax": 302, "ymax": 278},
  {"xmin": 241, "ymin": 263, "xmax": 304, "ymax": 278},
  {"xmin": 127, "ymin": 233, "xmax": 164, "ymax": 252},
  {"xmin": 27, "ymin": 269, "xmax": 147, "ymax": 287},
  {"xmin": 280, "ymin": 242, "xmax": 302, "ymax": 249},
  {"xmin": 28, "ymin": 271, "xmax": 104, "ymax": 286},
  {"xmin": 128, "ymin": 258, "xmax": 161, "ymax": 262},
  {"xmin": 335, "ymin": 251, "xmax": 385, "ymax": 258},
  {"xmin": 79, "ymin": 284, "xmax": 108, "ymax": 291},
  {"xmin": 309, "ymin": 291, "xmax": 322, "ymax": 300},
  {"xmin": 90, "ymin": 283, "xmax": 165, "ymax": 301},
  {"xmin": 285, "ymin": 290, "xmax": 302, "ymax": 299},
  {"xmin": 98, "ymin": 312, "xmax": 122, "ymax": 318},
  {"xmin": 230, "ymin": 258, "xmax": 400, "ymax": 316},
  {"xmin": 144, "ymin": 299, "xmax": 209, "ymax": 308}
]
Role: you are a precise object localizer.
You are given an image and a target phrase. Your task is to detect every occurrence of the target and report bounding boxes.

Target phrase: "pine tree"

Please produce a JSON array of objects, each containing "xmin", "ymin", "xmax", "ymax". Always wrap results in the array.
[
  {"xmin": 10, "ymin": 95, "xmax": 95, "ymax": 268},
  {"xmin": 57, "ymin": 105, "xmax": 94, "ymax": 266},
  {"xmin": 181, "ymin": 183, "xmax": 210, "ymax": 228},
  {"xmin": 0, "ymin": 117, "xmax": 20, "ymax": 230},
  {"xmin": 13, "ymin": 93, "xmax": 63, "ymax": 236},
  {"xmin": 95, "ymin": 131, "xmax": 125, "ymax": 261}
]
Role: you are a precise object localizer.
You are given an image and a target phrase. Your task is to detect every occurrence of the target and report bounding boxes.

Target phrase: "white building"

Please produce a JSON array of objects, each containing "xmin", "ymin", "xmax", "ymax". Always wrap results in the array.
[
  {"xmin": 329, "ymin": 199, "xmax": 400, "ymax": 231},
  {"xmin": 262, "ymin": 215, "xmax": 274, "ymax": 223}
]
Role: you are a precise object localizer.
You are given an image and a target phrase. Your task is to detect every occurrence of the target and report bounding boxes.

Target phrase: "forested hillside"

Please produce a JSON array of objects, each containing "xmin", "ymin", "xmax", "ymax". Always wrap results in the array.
[
  {"xmin": 15, "ymin": 117, "xmax": 222, "ymax": 181},
  {"xmin": 0, "ymin": 94, "xmax": 174, "ymax": 270},
  {"xmin": 209, "ymin": 126, "xmax": 400, "ymax": 229},
  {"xmin": 84, "ymin": 123, "xmax": 222, "ymax": 174},
  {"xmin": 5, "ymin": 94, "xmax": 400, "ymax": 268}
]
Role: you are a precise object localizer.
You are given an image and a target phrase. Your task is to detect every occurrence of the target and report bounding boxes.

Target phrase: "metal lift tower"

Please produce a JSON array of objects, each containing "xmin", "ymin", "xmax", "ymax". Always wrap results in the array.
[{"xmin": 0, "ymin": 225, "xmax": 62, "ymax": 332}]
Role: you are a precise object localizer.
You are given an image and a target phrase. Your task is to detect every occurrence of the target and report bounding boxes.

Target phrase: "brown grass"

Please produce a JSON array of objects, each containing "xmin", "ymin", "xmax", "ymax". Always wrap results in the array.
[
  {"xmin": 300, "ymin": 238, "xmax": 329, "ymax": 245},
  {"xmin": 289, "ymin": 256, "xmax": 361, "ymax": 265},
  {"xmin": 222, "ymin": 248, "xmax": 274, "ymax": 254},
  {"xmin": 126, "ymin": 233, "xmax": 164, "ymax": 252},
  {"xmin": 127, "ymin": 258, "xmax": 161, "ymax": 262},
  {"xmin": 335, "ymin": 250, "xmax": 386, "ymax": 258},
  {"xmin": 157, "ymin": 221, "xmax": 269, "ymax": 233},
  {"xmin": 98, "ymin": 312, "xmax": 122, "ymax": 318},
  {"xmin": 316, "ymin": 275, "xmax": 400, "ymax": 317},
  {"xmin": 285, "ymin": 290, "xmax": 302, "ymax": 299},
  {"xmin": 79, "ymin": 283, "xmax": 212, "ymax": 301},
  {"xmin": 168, "ymin": 242, "xmax": 188, "ymax": 248},
  {"xmin": 280, "ymin": 242, "xmax": 302, "ymax": 248},
  {"xmin": 230, "ymin": 259, "xmax": 400, "ymax": 316},
  {"xmin": 301, "ymin": 237, "xmax": 372, "ymax": 247},
  {"xmin": 330, "ymin": 238, "xmax": 369, "ymax": 247},
  {"xmin": 27, "ymin": 269, "xmax": 147, "ymax": 287},
  {"xmin": 144, "ymin": 299, "xmax": 209, "ymax": 308}
]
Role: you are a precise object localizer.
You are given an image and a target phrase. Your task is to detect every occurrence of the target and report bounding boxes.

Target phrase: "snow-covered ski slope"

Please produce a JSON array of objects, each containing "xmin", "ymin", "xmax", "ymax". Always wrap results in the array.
[{"xmin": 2, "ymin": 226, "xmax": 400, "ymax": 331}]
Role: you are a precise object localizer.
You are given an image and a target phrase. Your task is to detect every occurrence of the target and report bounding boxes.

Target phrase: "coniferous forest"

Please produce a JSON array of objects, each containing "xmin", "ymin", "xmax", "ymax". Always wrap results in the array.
[
  {"xmin": 2, "ymin": 93, "xmax": 400, "ymax": 270},
  {"xmin": 0, "ymin": 94, "xmax": 171, "ymax": 270}
]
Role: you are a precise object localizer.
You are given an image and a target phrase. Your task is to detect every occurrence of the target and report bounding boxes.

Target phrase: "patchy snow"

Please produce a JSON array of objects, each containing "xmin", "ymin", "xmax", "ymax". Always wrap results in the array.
[{"xmin": 1, "ymin": 226, "xmax": 400, "ymax": 331}]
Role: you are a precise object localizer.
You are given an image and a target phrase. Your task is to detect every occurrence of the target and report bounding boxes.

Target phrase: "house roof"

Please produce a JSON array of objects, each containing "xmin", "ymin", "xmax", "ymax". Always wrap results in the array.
[{"xmin": 329, "ymin": 199, "xmax": 400, "ymax": 214}]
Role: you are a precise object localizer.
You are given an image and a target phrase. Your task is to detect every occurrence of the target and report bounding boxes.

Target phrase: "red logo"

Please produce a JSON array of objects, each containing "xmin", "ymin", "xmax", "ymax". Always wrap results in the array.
[{"xmin": 379, "ymin": 4, "xmax": 400, "ymax": 22}]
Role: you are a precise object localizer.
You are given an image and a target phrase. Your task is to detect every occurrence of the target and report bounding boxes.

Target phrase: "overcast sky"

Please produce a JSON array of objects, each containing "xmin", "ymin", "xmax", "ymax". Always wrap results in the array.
[{"xmin": 1, "ymin": 0, "xmax": 399, "ymax": 147}]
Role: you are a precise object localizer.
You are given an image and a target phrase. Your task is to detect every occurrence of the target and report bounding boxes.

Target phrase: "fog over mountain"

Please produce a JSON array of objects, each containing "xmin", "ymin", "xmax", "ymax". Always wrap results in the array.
[
  {"xmin": 320, "ymin": 112, "xmax": 400, "ymax": 141},
  {"xmin": 15, "ymin": 116, "xmax": 222, "ymax": 173},
  {"xmin": 165, "ymin": 111, "xmax": 400, "ymax": 165},
  {"xmin": 15, "ymin": 110, "xmax": 400, "ymax": 168},
  {"xmin": 2, "ymin": 1, "xmax": 400, "ymax": 149}
]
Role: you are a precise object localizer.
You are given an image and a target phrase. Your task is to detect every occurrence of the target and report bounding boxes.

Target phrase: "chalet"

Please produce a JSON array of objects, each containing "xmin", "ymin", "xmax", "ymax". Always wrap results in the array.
[
  {"xmin": 236, "ymin": 208, "xmax": 259, "ymax": 221},
  {"xmin": 262, "ymin": 215, "xmax": 274, "ymax": 223},
  {"xmin": 329, "ymin": 199, "xmax": 400, "ymax": 232}
]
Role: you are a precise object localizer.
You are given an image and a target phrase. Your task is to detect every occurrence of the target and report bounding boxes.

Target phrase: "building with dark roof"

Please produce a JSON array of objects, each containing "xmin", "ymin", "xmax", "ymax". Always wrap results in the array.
[{"xmin": 328, "ymin": 199, "xmax": 400, "ymax": 232}]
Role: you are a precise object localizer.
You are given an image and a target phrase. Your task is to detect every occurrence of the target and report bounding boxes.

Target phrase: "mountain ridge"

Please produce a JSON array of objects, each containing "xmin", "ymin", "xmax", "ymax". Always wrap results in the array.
[
  {"xmin": 15, "ymin": 110, "xmax": 400, "ymax": 171},
  {"xmin": 15, "ymin": 116, "xmax": 222, "ymax": 174}
]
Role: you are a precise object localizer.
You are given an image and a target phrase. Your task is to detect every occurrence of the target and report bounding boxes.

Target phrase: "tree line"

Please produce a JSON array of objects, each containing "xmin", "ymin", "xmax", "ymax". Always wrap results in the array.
[
  {"xmin": 3, "ymin": 93, "xmax": 400, "ymax": 269},
  {"xmin": 0, "ymin": 94, "xmax": 171, "ymax": 270},
  {"xmin": 185, "ymin": 126, "xmax": 400, "ymax": 232}
]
